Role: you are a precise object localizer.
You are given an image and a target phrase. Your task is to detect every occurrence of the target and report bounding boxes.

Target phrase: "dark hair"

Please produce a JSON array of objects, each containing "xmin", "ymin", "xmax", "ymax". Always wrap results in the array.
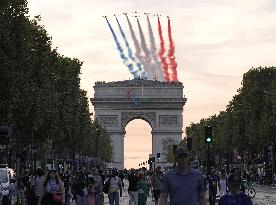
[
  {"xmin": 36, "ymin": 168, "xmax": 44, "ymax": 177},
  {"xmin": 43, "ymin": 171, "xmax": 59, "ymax": 187}
]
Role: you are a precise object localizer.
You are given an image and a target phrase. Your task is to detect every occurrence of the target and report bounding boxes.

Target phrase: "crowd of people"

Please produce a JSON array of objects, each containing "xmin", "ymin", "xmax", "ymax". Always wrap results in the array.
[
  {"xmin": 16, "ymin": 146, "xmax": 255, "ymax": 205},
  {"xmin": 18, "ymin": 166, "xmax": 165, "ymax": 205}
]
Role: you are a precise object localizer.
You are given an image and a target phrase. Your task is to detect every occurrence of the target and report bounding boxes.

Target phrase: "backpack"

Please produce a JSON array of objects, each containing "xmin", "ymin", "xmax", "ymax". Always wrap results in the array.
[{"xmin": 103, "ymin": 179, "xmax": 110, "ymax": 194}]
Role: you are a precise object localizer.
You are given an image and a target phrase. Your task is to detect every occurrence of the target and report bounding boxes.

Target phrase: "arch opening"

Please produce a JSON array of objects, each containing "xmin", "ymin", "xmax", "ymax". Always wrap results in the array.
[{"xmin": 124, "ymin": 119, "xmax": 152, "ymax": 169}]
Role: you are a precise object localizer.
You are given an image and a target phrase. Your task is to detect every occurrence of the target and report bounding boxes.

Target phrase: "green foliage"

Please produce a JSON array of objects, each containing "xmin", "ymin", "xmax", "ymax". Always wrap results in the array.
[
  {"xmin": 0, "ymin": 0, "xmax": 112, "ymax": 162},
  {"xmin": 185, "ymin": 67, "xmax": 276, "ymax": 162},
  {"xmin": 166, "ymin": 145, "xmax": 174, "ymax": 163}
]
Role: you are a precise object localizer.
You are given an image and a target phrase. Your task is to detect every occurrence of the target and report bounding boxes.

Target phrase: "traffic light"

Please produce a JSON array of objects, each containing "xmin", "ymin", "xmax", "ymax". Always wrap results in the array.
[
  {"xmin": 157, "ymin": 153, "xmax": 160, "ymax": 161},
  {"xmin": 187, "ymin": 137, "xmax": 192, "ymax": 151},
  {"xmin": 204, "ymin": 126, "xmax": 212, "ymax": 143},
  {"xmin": 0, "ymin": 126, "xmax": 10, "ymax": 145},
  {"xmin": 151, "ymin": 157, "xmax": 155, "ymax": 162}
]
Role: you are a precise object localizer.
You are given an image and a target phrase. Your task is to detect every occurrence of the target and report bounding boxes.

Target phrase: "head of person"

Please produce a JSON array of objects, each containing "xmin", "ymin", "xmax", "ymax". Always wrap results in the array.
[
  {"xmin": 228, "ymin": 173, "xmax": 242, "ymax": 194},
  {"xmin": 130, "ymin": 168, "xmax": 135, "ymax": 175},
  {"xmin": 43, "ymin": 168, "xmax": 58, "ymax": 187},
  {"xmin": 175, "ymin": 146, "xmax": 190, "ymax": 169},
  {"xmin": 112, "ymin": 169, "xmax": 118, "ymax": 177},
  {"xmin": 49, "ymin": 168, "xmax": 57, "ymax": 179},
  {"xmin": 155, "ymin": 168, "xmax": 162, "ymax": 176},
  {"xmin": 24, "ymin": 169, "xmax": 29, "ymax": 175},
  {"xmin": 94, "ymin": 168, "xmax": 99, "ymax": 175},
  {"xmin": 210, "ymin": 169, "xmax": 216, "ymax": 176},
  {"xmin": 36, "ymin": 167, "xmax": 44, "ymax": 177},
  {"xmin": 220, "ymin": 169, "xmax": 226, "ymax": 178},
  {"xmin": 139, "ymin": 173, "xmax": 144, "ymax": 180}
]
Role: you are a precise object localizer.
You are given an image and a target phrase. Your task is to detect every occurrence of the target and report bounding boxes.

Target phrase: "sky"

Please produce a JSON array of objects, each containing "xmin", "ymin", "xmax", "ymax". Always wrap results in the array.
[{"xmin": 28, "ymin": 0, "xmax": 276, "ymax": 169}]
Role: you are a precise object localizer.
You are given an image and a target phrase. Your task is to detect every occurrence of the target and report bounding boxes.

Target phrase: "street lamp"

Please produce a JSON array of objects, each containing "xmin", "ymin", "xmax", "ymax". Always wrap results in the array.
[{"xmin": 95, "ymin": 127, "xmax": 99, "ymax": 158}]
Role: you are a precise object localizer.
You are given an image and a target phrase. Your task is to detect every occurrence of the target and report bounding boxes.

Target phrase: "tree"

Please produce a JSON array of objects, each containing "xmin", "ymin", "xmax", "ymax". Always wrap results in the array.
[
  {"xmin": 0, "ymin": 0, "xmax": 112, "ymax": 166},
  {"xmin": 185, "ymin": 67, "xmax": 276, "ymax": 167},
  {"xmin": 161, "ymin": 137, "xmax": 177, "ymax": 163}
]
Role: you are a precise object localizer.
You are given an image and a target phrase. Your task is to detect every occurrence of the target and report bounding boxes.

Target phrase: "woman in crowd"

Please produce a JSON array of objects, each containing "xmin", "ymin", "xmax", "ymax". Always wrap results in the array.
[
  {"xmin": 219, "ymin": 169, "xmax": 227, "ymax": 197},
  {"xmin": 32, "ymin": 168, "xmax": 45, "ymax": 205},
  {"xmin": 40, "ymin": 168, "xmax": 65, "ymax": 205},
  {"xmin": 137, "ymin": 173, "xmax": 148, "ymax": 205},
  {"xmin": 86, "ymin": 176, "xmax": 96, "ymax": 205}
]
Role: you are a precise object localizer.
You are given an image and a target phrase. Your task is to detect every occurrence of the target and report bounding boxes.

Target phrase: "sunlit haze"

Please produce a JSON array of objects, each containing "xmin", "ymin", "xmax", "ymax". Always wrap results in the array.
[
  {"xmin": 28, "ymin": 0, "xmax": 276, "ymax": 168},
  {"xmin": 125, "ymin": 120, "xmax": 151, "ymax": 169}
]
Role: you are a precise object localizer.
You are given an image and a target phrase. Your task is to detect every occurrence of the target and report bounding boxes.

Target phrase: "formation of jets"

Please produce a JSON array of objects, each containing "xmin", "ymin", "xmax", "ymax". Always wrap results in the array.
[{"xmin": 102, "ymin": 12, "xmax": 169, "ymax": 19}]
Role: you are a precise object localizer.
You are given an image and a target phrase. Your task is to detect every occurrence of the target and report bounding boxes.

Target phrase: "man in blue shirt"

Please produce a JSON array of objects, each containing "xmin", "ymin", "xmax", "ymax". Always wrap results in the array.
[
  {"xmin": 160, "ymin": 146, "xmax": 206, "ymax": 205},
  {"xmin": 218, "ymin": 173, "xmax": 253, "ymax": 205}
]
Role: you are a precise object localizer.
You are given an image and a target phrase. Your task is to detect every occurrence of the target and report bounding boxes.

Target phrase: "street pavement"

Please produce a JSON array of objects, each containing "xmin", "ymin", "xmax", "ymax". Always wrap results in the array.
[
  {"xmin": 103, "ymin": 180, "xmax": 276, "ymax": 205},
  {"xmin": 252, "ymin": 185, "xmax": 276, "ymax": 205}
]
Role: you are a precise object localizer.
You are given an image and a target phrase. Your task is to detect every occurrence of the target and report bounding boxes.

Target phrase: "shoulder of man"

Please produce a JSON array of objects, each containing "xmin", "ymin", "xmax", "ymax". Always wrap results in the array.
[
  {"xmin": 163, "ymin": 169, "xmax": 177, "ymax": 178},
  {"xmin": 239, "ymin": 193, "xmax": 253, "ymax": 204},
  {"xmin": 218, "ymin": 194, "xmax": 228, "ymax": 204},
  {"xmin": 189, "ymin": 168, "xmax": 203, "ymax": 177}
]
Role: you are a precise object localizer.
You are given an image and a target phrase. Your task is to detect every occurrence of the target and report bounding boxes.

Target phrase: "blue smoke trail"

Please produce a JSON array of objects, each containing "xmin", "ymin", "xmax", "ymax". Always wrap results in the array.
[
  {"xmin": 105, "ymin": 18, "xmax": 138, "ymax": 78},
  {"xmin": 115, "ymin": 17, "xmax": 145, "ymax": 79}
]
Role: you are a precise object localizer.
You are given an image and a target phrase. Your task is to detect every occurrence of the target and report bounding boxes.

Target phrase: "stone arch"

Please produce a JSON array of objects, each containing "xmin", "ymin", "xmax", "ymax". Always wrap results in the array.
[
  {"xmin": 91, "ymin": 79, "xmax": 186, "ymax": 169},
  {"xmin": 121, "ymin": 112, "xmax": 156, "ymax": 131}
]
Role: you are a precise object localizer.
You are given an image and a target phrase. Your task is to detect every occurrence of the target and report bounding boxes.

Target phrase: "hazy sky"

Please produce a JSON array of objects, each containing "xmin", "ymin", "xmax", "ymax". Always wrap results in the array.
[{"xmin": 28, "ymin": 0, "xmax": 276, "ymax": 168}]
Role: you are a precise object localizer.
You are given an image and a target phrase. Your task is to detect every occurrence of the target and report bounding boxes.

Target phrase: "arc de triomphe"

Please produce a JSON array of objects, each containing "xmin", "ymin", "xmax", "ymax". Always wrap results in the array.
[{"xmin": 91, "ymin": 79, "xmax": 187, "ymax": 169}]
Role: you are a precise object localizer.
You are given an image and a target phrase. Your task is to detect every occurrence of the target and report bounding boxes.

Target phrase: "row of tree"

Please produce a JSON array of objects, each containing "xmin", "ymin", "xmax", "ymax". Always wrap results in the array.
[
  {"xmin": 0, "ymin": 0, "xmax": 112, "ymax": 163},
  {"xmin": 185, "ymin": 67, "xmax": 276, "ymax": 165}
]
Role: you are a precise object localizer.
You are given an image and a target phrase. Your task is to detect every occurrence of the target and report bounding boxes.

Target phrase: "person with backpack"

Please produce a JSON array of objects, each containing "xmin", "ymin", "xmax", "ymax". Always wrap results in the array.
[
  {"xmin": 137, "ymin": 173, "xmax": 148, "ymax": 205},
  {"xmin": 72, "ymin": 172, "xmax": 87, "ymax": 205},
  {"xmin": 118, "ymin": 171, "xmax": 125, "ymax": 197},
  {"xmin": 92, "ymin": 169, "xmax": 103, "ymax": 205},
  {"xmin": 22, "ymin": 169, "xmax": 33, "ymax": 205},
  {"xmin": 86, "ymin": 176, "xmax": 96, "ymax": 205},
  {"xmin": 107, "ymin": 170, "xmax": 122, "ymax": 205},
  {"xmin": 99, "ymin": 169, "xmax": 106, "ymax": 204},
  {"xmin": 128, "ymin": 169, "xmax": 139, "ymax": 205},
  {"xmin": 63, "ymin": 173, "xmax": 73, "ymax": 205},
  {"xmin": 209, "ymin": 169, "xmax": 220, "ymax": 205},
  {"xmin": 40, "ymin": 168, "xmax": 65, "ymax": 205},
  {"xmin": 151, "ymin": 169, "xmax": 163, "ymax": 205},
  {"xmin": 145, "ymin": 172, "xmax": 152, "ymax": 196},
  {"xmin": 219, "ymin": 169, "xmax": 227, "ymax": 197}
]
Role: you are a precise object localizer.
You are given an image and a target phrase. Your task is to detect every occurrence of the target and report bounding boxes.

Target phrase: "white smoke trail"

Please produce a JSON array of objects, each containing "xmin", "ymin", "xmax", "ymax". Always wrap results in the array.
[
  {"xmin": 125, "ymin": 14, "xmax": 149, "ymax": 79},
  {"xmin": 136, "ymin": 18, "xmax": 155, "ymax": 80},
  {"xmin": 147, "ymin": 15, "xmax": 164, "ymax": 81}
]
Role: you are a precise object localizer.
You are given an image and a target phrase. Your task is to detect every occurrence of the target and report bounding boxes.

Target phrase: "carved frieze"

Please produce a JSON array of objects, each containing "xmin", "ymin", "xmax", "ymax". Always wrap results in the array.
[
  {"xmin": 159, "ymin": 115, "xmax": 180, "ymax": 127},
  {"xmin": 121, "ymin": 112, "xmax": 156, "ymax": 128},
  {"xmin": 98, "ymin": 115, "xmax": 118, "ymax": 127}
]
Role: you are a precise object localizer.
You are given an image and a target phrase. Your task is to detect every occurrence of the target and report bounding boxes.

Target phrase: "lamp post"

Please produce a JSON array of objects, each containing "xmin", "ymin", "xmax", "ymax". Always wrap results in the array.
[{"xmin": 95, "ymin": 127, "xmax": 100, "ymax": 158}]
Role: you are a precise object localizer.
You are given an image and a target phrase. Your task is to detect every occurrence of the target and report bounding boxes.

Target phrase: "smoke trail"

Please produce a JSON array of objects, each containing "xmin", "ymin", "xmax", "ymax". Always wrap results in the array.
[
  {"xmin": 105, "ymin": 18, "xmax": 138, "ymax": 78},
  {"xmin": 167, "ymin": 17, "xmax": 178, "ymax": 81},
  {"xmin": 125, "ymin": 14, "xmax": 148, "ymax": 79},
  {"xmin": 157, "ymin": 17, "xmax": 170, "ymax": 81},
  {"xmin": 116, "ymin": 17, "xmax": 145, "ymax": 79},
  {"xmin": 147, "ymin": 15, "xmax": 164, "ymax": 81},
  {"xmin": 137, "ymin": 18, "xmax": 154, "ymax": 80}
]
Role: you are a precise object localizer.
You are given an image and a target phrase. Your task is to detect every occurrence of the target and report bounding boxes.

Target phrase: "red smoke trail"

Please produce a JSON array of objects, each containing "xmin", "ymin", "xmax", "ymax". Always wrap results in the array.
[
  {"xmin": 167, "ymin": 17, "xmax": 178, "ymax": 81},
  {"xmin": 158, "ymin": 17, "xmax": 170, "ymax": 82}
]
